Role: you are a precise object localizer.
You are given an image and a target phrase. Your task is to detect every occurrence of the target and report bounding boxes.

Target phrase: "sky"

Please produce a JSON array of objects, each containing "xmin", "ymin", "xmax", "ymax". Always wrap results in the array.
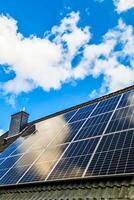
[{"xmin": 0, "ymin": 0, "xmax": 134, "ymax": 132}]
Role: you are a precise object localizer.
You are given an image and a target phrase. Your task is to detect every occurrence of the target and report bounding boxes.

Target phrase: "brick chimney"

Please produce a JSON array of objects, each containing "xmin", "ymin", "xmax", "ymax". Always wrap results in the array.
[{"xmin": 8, "ymin": 111, "xmax": 29, "ymax": 137}]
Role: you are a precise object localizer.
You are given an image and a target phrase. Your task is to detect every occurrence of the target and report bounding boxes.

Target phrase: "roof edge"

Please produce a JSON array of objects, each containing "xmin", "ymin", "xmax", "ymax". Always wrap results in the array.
[{"xmin": 29, "ymin": 84, "xmax": 134, "ymax": 125}]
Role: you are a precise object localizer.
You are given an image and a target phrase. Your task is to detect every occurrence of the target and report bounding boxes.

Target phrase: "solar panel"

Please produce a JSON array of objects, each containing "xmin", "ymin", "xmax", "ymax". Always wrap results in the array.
[
  {"xmin": 48, "ymin": 138, "xmax": 100, "ymax": 180},
  {"xmin": 0, "ymin": 87, "xmax": 134, "ymax": 186},
  {"xmin": 74, "ymin": 111, "xmax": 112, "ymax": 140},
  {"xmin": 85, "ymin": 130, "xmax": 134, "ymax": 176},
  {"xmin": 91, "ymin": 95, "xmax": 120, "ymax": 116},
  {"xmin": 69, "ymin": 103, "xmax": 97, "ymax": 122},
  {"xmin": 117, "ymin": 90, "xmax": 134, "ymax": 108},
  {"xmin": 0, "ymin": 137, "xmax": 24, "ymax": 159},
  {"xmin": 105, "ymin": 105, "xmax": 134, "ymax": 134}
]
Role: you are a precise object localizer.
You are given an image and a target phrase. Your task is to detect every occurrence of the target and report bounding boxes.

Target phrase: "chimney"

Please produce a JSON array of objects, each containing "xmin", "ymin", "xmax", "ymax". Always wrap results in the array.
[{"xmin": 8, "ymin": 111, "xmax": 29, "ymax": 137}]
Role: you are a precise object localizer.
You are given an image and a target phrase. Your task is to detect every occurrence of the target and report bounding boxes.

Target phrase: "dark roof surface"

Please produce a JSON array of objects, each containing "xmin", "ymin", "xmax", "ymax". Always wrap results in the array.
[{"xmin": 0, "ymin": 176, "xmax": 134, "ymax": 199}]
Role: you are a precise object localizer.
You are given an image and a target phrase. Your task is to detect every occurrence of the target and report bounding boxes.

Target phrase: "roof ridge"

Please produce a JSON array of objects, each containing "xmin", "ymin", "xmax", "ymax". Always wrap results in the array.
[{"xmin": 29, "ymin": 84, "xmax": 134, "ymax": 125}]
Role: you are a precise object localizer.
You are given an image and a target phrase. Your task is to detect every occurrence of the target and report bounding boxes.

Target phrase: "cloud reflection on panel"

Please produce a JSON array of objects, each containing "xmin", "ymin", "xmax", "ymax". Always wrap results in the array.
[
  {"xmin": 15, "ymin": 113, "xmax": 72, "ymax": 181},
  {"xmin": 128, "ymin": 91, "xmax": 134, "ymax": 126},
  {"xmin": 105, "ymin": 91, "xmax": 134, "ymax": 134},
  {"xmin": 128, "ymin": 92, "xmax": 134, "ymax": 106}
]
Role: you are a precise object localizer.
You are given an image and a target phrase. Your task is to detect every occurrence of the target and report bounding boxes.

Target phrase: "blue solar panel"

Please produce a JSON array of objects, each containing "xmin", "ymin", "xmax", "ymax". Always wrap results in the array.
[
  {"xmin": 48, "ymin": 138, "xmax": 100, "ymax": 180},
  {"xmin": 85, "ymin": 130, "xmax": 134, "ymax": 176},
  {"xmin": 118, "ymin": 91, "xmax": 134, "ymax": 108},
  {"xmin": 74, "ymin": 112, "xmax": 112, "ymax": 140},
  {"xmin": 91, "ymin": 95, "xmax": 121, "ymax": 116},
  {"xmin": 0, "ymin": 138, "xmax": 24, "ymax": 159},
  {"xmin": 0, "ymin": 87, "xmax": 134, "ymax": 186},
  {"xmin": 105, "ymin": 105, "xmax": 134, "ymax": 134},
  {"xmin": 69, "ymin": 103, "xmax": 97, "ymax": 122}
]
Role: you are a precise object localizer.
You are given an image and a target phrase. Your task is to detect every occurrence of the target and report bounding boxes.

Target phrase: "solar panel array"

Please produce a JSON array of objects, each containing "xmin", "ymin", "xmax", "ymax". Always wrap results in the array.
[{"xmin": 0, "ymin": 88, "xmax": 134, "ymax": 186}]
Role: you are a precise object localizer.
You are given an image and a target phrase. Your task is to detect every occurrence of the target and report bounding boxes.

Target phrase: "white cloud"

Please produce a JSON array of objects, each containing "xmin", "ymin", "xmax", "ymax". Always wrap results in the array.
[
  {"xmin": 0, "ymin": 13, "xmax": 134, "ymax": 101},
  {"xmin": 113, "ymin": 0, "xmax": 134, "ymax": 13},
  {"xmin": 74, "ymin": 19, "xmax": 134, "ymax": 97},
  {"xmin": 0, "ymin": 12, "xmax": 90, "ymax": 96}
]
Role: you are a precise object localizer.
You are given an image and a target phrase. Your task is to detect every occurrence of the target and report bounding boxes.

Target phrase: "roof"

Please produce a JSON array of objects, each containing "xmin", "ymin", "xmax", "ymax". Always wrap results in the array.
[
  {"xmin": 1, "ymin": 84, "xmax": 133, "ymax": 153},
  {"xmin": 0, "ymin": 84, "xmax": 134, "ymax": 199},
  {"xmin": 0, "ymin": 177, "xmax": 134, "ymax": 199}
]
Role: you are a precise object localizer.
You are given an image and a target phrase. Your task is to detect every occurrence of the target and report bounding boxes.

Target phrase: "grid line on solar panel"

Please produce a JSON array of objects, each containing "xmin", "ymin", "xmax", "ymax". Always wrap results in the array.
[
  {"xmin": 117, "ymin": 90, "xmax": 134, "ymax": 109},
  {"xmin": 74, "ymin": 111, "xmax": 113, "ymax": 141},
  {"xmin": 0, "ymin": 109, "xmax": 79, "ymax": 185},
  {"xmin": 16, "ymin": 112, "xmax": 78, "ymax": 184},
  {"xmin": 12, "ymin": 134, "xmax": 48, "ymax": 156},
  {"xmin": 85, "ymin": 130, "xmax": 134, "ymax": 176},
  {"xmin": 18, "ymin": 144, "xmax": 68, "ymax": 184},
  {"xmin": 51, "ymin": 119, "xmax": 86, "ymax": 145},
  {"xmin": 1, "ymin": 89, "xmax": 134, "ymax": 186},
  {"xmin": 69, "ymin": 103, "xmax": 97, "ymax": 123},
  {"xmin": 82, "ymin": 93, "xmax": 123, "ymax": 177},
  {"xmin": 0, "ymin": 125, "xmax": 37, "ymax": 159},
  {"xmin": 48, "ymin": 155, "xmax": 92, "ymax": 180},
  {"xmin": 90, "ymin": 95, "xmax": 121, "ymax": 116},
  {"xmin": 105, "ymin": 105, "xmax": 134, "ymax": 134},
  {"xmin": 0, "ymin": 154, "xmax": 23, "ymax": 181},
  {"xmin": 63, "ymin": 109, "xmax": 79, "ymax": 123},
  {"xmin": 0, "ymin": 128, "xmax": 50, "ymax": 181},
  {"xmin": 11, "ymin": 109, "xmax": 78, "ymax": 157},
  {"xmin": 0, "ymin": 165, "xmax": 29, "ymax": 185},
  {"xmin": 124, "ymin": 132, "xmax": 134, "ymax": 173},
  {"xmin": 104, "ymin": 127, "xmax": 134, "ymax": 136},
  {"xmin": 0, "ymin": 137, "xmax": 24, "ymax": 159},
  {"xmin": 68, "ymin": 109, "xmax": 115, "ymax": 124},
  {"xmin": 9, "ymin": 134, "xmax": 36, "ymax": 157},
  {"xmin": 69, "ymin": 95, "xmax": 124, "ymax": 122},
  {"xmin": 1, "ymin": 144, "xmax": 68, "ymax": 184},
  {"xmin": 0, "ymin": 159, "xmax": 6, "ymax": 167},
  {"xmin": 99, "ymin": 130, "xmax": 128, "ymax": 175},
  {"xmin": 45, "ymin": 102, "xmax": 100, "ymax": 181},
  {"xmin": 18, "ymin": 161, "xmax": 57, "ymax": 184},
  {"xmin": 47, "ymin": 137, "xmax": 101, "ymax": 180}
]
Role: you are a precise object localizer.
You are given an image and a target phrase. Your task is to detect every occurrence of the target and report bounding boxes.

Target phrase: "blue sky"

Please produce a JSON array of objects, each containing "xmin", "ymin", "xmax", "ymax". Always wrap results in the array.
[{"xmin": 0, "ymin": 0, "xmax": 134, "ymax": 132}]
